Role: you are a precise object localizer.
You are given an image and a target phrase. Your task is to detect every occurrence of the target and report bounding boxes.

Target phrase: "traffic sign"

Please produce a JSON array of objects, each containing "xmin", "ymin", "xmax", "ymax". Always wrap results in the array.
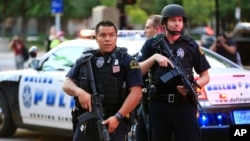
[{"xmin": 51, "ymin": 0, "xmax": 63, "ymax": 14}]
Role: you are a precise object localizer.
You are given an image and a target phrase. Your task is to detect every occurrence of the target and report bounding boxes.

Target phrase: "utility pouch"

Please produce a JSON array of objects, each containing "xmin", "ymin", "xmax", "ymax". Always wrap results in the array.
[{"xmin": 71, "ymin": 107, "xmax": 85, "ymax": 132}]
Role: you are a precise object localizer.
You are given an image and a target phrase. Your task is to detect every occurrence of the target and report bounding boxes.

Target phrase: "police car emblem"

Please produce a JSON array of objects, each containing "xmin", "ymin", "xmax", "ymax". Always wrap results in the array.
[
  {"xmin": 96, "ymin": 57, "xmax": 104, "ymax": 68},
  {"xmin": 177, "ymin": 48, "xmax": 185, "ymax": 59},
  {"xmin": 22, "ymin": 85, "xmax": 32, "ymax": 108}
]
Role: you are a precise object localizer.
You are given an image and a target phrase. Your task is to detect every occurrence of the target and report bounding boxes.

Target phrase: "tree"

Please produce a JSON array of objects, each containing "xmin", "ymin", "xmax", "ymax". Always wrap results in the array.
[{"xmin": 0, "ymin": 0, "xmax": 101, "ymax": 37}]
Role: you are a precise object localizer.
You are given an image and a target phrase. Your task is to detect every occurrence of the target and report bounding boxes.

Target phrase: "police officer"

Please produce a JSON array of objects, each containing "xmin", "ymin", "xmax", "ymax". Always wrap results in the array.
[
  {"xmin": 137, "ymin": 4, "xmax": 210, "ymax": 141},
  {"xmin": 62, "ymin": 20, "xmax": 143, "ymax": 141},
  {"xmin": 135, "ymin": 14, "xmax": 164, "ymax": 141},
  {"xmin": 144, "ymin": 14, "xmax": 165, "ymax": 39}
]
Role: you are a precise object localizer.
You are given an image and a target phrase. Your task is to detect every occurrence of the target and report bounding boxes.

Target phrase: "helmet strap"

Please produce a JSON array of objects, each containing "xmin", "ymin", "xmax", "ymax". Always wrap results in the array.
[{"xmin": 166, "ymin": 28, "xmax": 182, "ymax": 35}]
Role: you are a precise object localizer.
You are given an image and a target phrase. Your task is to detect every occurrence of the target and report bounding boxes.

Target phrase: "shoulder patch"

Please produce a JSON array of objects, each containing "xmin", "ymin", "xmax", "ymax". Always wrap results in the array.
[{"xmin": 129, "ymin": 60, "xmax": 140, "ymax": 69}]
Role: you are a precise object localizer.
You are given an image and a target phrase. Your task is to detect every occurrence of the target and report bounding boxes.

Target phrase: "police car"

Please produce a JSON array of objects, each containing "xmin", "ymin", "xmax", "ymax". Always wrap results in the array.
[
  {"xmin": 195, "ymin": 48, "xmax": 250, "ymax": 138},
  {"xmin": 0, "ymin": 34, "xmax": 250, "ymax": 138}
]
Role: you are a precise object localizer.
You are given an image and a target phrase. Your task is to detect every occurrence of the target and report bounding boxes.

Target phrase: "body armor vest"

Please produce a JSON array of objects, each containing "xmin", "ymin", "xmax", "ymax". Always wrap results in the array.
[
  {"xmin": 78, "ymin": 47, "xmax": 128, "ymax": 109},
  {"xmin": 149, "ymin": 35, "xmax": 195, "ymax": 94}
]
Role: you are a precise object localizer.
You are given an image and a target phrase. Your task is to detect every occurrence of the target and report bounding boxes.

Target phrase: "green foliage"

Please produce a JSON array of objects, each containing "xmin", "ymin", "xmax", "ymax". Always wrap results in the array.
[
  {"xmin": 183, "ymin": 0, "xmax": 214, "ymax": 26},
  {"xmin": 125, "ymin": 5, "xmax": 148, "ymax": 24},
  {"xmin": 1, "ymin": 0, "xmax": 250, "ymax": 35},
  {"xmin": 64, "ymin": 0, "xmax": 100, "ymax": 18},
  {"xmin": 100, "ymin": 0, "xmax": 116, "ymax": 6}
]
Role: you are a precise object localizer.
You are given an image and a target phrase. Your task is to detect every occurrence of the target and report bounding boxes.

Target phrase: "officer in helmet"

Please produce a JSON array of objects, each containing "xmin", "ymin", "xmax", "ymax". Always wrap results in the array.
[
  {"xmin": 28, "ymin": 46, "xmax": 38, "ymax": 58},
  {"xmin": 137, "ymin": 4, "xmax": 210, "ymax": 141},
  {"xmin": 27, "ymin": 46, "xmax": 38, "ymax": 68}
]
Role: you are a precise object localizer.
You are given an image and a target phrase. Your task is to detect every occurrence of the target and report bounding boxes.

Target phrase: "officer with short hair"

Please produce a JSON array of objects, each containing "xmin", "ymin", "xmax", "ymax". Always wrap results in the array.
[
  {"xmin": 135, "ymin": 14, "xmax": 165, "ymax": 141},
  {"xmin": 62, "ymin": 20, "xmax": 143, "ymax": 141},
  {"xmin": 137, "ymin": 4, "xmax": 210, "ymax": 141},
  {"xmin": 144, "ymin": 14, "xmax": 165, "ymax": 39}
]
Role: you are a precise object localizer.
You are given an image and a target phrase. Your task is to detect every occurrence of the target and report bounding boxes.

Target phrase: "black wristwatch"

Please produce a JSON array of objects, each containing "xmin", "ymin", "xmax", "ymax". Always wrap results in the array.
[{"xmin": 115, "ymin": 112, "xmax": 124, "ymax": 122}]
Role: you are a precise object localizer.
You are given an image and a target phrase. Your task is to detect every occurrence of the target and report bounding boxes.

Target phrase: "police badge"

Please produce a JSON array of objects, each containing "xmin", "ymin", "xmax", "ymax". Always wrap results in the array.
[
  {"xmin": 177, "ymin": 48, "xmax": 185, "ymax": 59},
  {"xmin": 96, "ymin": 57, "xmax": 104, "ymax": 68}
]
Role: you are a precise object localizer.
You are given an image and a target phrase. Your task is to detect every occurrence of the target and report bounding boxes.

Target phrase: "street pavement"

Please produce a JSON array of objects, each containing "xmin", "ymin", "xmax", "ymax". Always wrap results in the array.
[{"xmin": 0, "ymin": 51, "xmax": 45, "ymax": 71}]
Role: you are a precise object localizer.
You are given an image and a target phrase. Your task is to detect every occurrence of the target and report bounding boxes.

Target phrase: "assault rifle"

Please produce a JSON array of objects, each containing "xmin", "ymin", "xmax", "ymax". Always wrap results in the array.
[
  {"xmin": 156, "ymin": 37, "xmax": 206, "ymax": 116},
  {"xmin": 77, "ymin": 55, "xmax": 110, "ymax": 141},
  {"xmin": 141, "ymin": 80, "xmax": 154, "ymax": 141}
]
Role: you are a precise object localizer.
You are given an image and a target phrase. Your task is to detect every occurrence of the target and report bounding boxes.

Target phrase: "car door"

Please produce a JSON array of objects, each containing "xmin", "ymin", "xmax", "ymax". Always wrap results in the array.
[{"xmin": 18, "ymin": 46, "xmax": 85, "ymax": 130}]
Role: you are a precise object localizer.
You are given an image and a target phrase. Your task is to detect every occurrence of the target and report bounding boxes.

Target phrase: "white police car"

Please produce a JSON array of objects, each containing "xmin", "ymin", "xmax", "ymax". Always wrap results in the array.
[
  {"xmin": 0, "ymin": 39, "xmax": 98, "ymax": 137},
  {"xmin": 0, "ymin": 34, "xmax": 250, "ymax": 139}
]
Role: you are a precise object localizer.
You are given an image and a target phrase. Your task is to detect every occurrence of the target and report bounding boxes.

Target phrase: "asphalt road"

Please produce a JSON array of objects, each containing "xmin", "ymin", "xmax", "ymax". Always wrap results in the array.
[{"xmin": 0, "ymin": 129, "xmax": 72, "ymax": 141}]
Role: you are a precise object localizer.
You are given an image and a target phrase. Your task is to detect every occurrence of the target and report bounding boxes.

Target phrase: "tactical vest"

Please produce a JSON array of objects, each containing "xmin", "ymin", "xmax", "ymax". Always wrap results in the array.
[
  {"xmin": 77, "ymin": 47, "xmax": 128, "ymax": 109},
  {"xmin": 149, "ymin": 35, "xmax": 195, "ymax": 93}
]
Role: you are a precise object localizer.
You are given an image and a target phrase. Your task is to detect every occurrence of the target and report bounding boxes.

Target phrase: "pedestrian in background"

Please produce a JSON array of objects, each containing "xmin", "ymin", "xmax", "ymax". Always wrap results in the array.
[
  {"xmin": 62, "ymin": 20, "xmax": 143, "ymax": 141},
  {"xmin": 210, "ymin": 31, "xmax": 240, "ymax": 65},
  {"xmin": 50, "ymin": 30, "xmax": 67, "ymax": 49},
  {"xmin": 45, "ymin": 25, "xmax": 57, "ymax": 52},
  {"xmin": 8, "ymin": 35, "xmax": 27, "ymax": 70},
  {"xmin": 135, "ymin": 14, "xmax": 164, "ymax": 141},
  {"xmin": 137, "ymin": 4, "xmax": 210, "ymax": 141}
]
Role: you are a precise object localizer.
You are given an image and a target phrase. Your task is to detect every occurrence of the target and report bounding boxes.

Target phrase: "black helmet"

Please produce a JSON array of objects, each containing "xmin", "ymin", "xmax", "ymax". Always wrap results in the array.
[{"xmin": 161, "ymin": 4, "xmax": 187, "ymax": 24}]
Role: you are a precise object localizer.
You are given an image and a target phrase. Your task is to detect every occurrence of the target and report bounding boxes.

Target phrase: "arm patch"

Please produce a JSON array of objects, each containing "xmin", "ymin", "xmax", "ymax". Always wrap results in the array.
[{"xmin": 130, "ymin": 60, "xmax": 140, "ymax": 69}]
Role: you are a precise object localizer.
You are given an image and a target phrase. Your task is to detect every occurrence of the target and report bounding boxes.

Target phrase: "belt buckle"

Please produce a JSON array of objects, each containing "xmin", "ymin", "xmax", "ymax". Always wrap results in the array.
[{"xmin": 168, "ymin": 94, "xmax": 174, "ymax": 103}]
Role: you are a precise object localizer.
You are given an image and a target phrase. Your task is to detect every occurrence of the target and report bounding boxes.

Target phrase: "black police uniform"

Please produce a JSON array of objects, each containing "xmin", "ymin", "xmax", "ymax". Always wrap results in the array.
[
  {"xmin": 66, "ymin": 47, "xmax": 143, "ymax": 141},
  {"xmin": 137, "ymin": 34, "xmax": 211, "ymax": 141}
]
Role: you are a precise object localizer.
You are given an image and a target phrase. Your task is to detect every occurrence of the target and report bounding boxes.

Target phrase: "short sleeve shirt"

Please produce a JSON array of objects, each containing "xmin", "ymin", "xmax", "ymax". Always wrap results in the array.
[
  {"xmin": 66, "ymin": 48, "xmax": 143, "ymax": 89},
  {"xmin": 137, "ymin": 35, "xmax": 210, "ymax": 92}
]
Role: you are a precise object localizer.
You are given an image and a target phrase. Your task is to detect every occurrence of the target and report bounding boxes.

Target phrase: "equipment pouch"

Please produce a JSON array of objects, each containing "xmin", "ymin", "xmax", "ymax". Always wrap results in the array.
[{"xmin": 71, "ymin": 107, "xmax": 83, "ymax": 132}]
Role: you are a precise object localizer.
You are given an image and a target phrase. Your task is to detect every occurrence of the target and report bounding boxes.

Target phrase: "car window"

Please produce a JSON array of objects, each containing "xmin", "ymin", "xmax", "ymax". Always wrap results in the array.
[{"xmin": 42, "ymin": 47, "xmax": 84, "ymax": 71}]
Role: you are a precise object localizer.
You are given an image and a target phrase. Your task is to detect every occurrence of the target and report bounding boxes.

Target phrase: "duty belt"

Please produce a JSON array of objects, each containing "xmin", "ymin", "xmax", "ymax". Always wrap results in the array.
[{"xmin": 151, "ymin": 93, "xmax": 188, "ymax": 104}]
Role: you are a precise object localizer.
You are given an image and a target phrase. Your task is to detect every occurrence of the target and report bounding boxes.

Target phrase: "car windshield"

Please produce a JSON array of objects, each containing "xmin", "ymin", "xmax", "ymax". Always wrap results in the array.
[{"xmin": 42, "ymin": 46, "xmax": 84, "ymax": 71}]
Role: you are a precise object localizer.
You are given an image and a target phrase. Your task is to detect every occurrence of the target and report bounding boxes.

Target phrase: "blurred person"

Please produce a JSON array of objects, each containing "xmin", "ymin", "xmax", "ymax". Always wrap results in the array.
[
  {"xmin": 50, "ymin": 30, "xmax": 67, "ymax": 49},
  {"xmin": 28, "ymin": 45, "xmax": 38, "ymax": 58},
  {"xmin": 210, "ymin": 32, "xmax": 241, "ymax": 65},
  {"xmin": 45, "ymin": 25, "xmax": 57, "ymax": 52},
  {"xmin": 27, "ymin": 46, "xmax": 38, "ymax": 68},
  {"xmin": 144, "ymin": 14, "xmax": 165, "ymax": 39},
  {"xmin": 137, "ymin": 4, "xmax": 210, "ymax": 141},
  {"xmin": 78, "ymin": 29, "xmax": 95, "ymax": 39},
  {"xmin": 8, "ymin": 35, "xmax": 27, "ymax": 70},
  {"xmin": 135, "ymin": 14, "xmax": 165, "ymax": 141},
  {"xmin": 62, "ymin": 20, "xmax": 143, "ymax": 141}
]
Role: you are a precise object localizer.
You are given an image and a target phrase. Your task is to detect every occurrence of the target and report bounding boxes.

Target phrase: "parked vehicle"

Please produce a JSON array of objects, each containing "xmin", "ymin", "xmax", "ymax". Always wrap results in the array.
[{"xmin": 233, "ymin": 22, "xmax": 250, "ymax": 65}]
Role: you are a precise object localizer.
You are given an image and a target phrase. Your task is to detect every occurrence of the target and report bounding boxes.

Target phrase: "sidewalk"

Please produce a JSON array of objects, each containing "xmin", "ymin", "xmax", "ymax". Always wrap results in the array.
[{"xmin": 0, "ymin": 51, "xmax": 14, "ymax": 59}]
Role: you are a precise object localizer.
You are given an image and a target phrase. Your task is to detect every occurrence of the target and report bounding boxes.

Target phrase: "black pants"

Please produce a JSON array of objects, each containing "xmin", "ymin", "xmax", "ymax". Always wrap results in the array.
[
  {"xmin": 150, "ymin": 101, "xmax": 202, "ymax": 141},
  {"xmin": 73, "ymin": 119, "xmax": 130, "ymax": 141},
  {"xmin": 135, "ymin": 106, "xmax": 150, "ymax": 141}
]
